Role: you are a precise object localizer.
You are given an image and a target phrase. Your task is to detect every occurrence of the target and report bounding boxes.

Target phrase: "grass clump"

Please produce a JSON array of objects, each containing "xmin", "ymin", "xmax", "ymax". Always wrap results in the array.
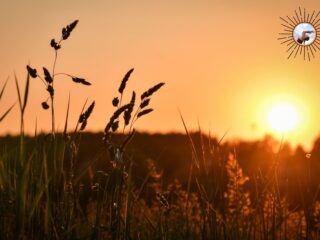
[{"xmin": 0, "ymin": 20, "xmax": 166, "ymax": 239}]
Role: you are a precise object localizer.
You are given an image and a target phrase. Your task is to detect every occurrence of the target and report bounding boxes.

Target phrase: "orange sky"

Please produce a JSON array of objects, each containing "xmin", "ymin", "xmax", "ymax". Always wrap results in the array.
[{"xmin": 1, "ymin": 0, "xmax": 320, "ymax": 150}]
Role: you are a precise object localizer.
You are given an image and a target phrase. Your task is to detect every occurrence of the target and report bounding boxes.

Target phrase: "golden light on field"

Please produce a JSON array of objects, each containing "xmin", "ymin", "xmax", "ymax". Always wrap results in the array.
[{"xmin": 268, "ymin": 103, "xmax": 299, "ymax": 133}]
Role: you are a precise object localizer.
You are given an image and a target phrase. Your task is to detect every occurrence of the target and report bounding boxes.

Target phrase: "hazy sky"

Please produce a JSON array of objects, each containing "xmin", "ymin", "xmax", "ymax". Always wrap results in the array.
[{"xmin": 1, "ymin": 0, "xmax": 320, "ymax": 149}]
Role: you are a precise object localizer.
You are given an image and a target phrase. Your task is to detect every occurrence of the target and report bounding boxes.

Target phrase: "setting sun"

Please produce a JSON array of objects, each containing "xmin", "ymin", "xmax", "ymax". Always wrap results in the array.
[{"xmin": 268, "ymin": 103, "xmax": 299, "ymax": 133}]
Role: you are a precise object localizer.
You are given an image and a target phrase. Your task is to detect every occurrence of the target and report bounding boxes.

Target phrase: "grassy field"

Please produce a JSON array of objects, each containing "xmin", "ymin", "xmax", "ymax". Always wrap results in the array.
[{"xmin": 1, "ymin": 20, "xmax": 320, "ymax": 240}]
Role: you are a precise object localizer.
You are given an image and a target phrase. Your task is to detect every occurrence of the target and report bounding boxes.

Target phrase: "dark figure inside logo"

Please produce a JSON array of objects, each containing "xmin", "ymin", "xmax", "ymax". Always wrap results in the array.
[{"xmin": 297, "ymin": 30, "xmax": 314, "ymax": 45}]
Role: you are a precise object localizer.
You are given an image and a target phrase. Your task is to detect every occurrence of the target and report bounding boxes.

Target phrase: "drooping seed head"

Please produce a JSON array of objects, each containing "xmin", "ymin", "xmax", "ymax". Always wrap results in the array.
[
  {"xmin": 50, "ymin": 39, "xmax": 61, "ymax": 50},
  {"xmin": 26, "ymin": 65, "xmax": 37, "ymax": 78},
  {"xmin": 112, "ymin": 97, "xmax": 119, "ymax": 107},
  {"xmin": 41, "ymin": 101, "xmax": 49, "ymax": 110},
  {"xmin": 72, "ymin": 77, "xmax": 91, "ymax": 86},
  {"xmin": 72, "ymin": 77, "xmax": 81, "ymax": 83},
  {"xmin": 81, "ymin": 79, "xmax": 91, "ymax": 86}
]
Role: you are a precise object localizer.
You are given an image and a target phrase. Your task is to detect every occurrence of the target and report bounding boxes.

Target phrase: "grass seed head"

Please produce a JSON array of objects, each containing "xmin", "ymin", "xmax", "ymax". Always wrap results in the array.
[
  {"xmin": 43, "ymin": 67, "xmax": 53, "ymax": 83},
  {"xmin": 26, "ymin": 65, "xmax": 37, "ymax": 78},
  {"xmin": 137, "ymin": 108, "xmax": 153, "ymax": 118},
  {"xmin": 50, "ymin": 39, "xmax": 61, "ymax": 50},
  {"xmin": 72, "ymin": 77, "xmax": 81, "ymax": 83},
  {"xmin": 41, "ymin": 101, "xmax": 49, "ymax": 110},
  {"xmin": 80, "ymin": 79, "xmax": 91, "ymax": 86},
  {"xmin": 140, "ymin": 98, "xmax": 150, "ymax": 109},
  {"xmin": 79, "ymin": 101, "xmax": 95, "ymax": 130},
  {"xmin": 47, "ymin": 85, "xmax": 54, "ymax": 97},
  {"xmin": 112, "ymin": 97, "xmax": 119, "ymax": 107},
  {"xmin": 111, "ymin": 121, "xmax": 119, "ymax": 132},
  {"xmin": 141, "ymin": 82, "xmax": 165, "ymax": 100},
  {"xmin": 62, "ymin": 20, "xmax": 79, "ymax": 40},
  {"xmin": 84, "ymin": 101, "xmax": 95, "ymax": 119},
  {"xmin": 104, "ymin": 103, "xmax": 133, "ymax": 134},
  {"xmin": 124, "ymin": 91, "xmax": 135, "ymax": 125},
  {"xmin": 124, "ymin": 110, "xmax": 131, "ymax": 126},
  {"xmin": 72, "ymin": 77, "xmax": 91, "ymax": 86},
  {"xmin": 79, "ymin": 113, "xmax": 85, "ymax": 123},
  {"xmin": 118, "ymin": 68, "xmax": 134, "ymax": 94},
  {"xmin": 80, "ymin": 120, "xmax": 87, "ymax": 131}
]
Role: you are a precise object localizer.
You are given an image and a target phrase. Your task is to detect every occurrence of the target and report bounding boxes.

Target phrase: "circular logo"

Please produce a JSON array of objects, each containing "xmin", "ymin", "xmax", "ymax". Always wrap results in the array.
[
  {"xmin": 293, "ymin": 23, "xmax": 316, "ymax": 46},
  {"xmin": 279, "ymin": 8, "xmax": 320, "ymax": 61}
]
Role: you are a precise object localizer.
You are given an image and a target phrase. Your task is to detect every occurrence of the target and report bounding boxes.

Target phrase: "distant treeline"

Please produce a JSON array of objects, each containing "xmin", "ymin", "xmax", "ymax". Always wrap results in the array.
[{"xmin": 1, "ymin": 132, "xmax": 319, "ymax": 206}]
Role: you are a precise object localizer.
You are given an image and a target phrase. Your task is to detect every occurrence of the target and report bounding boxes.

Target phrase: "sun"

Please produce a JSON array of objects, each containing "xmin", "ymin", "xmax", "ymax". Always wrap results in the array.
[{"xmin": 268, "ymin": 103, "xmax": 299, "ymax": 133}]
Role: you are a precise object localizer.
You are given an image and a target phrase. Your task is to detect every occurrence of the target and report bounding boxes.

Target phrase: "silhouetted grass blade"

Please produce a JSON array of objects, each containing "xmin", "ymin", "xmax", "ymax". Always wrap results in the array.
[
  {"xmin": 63, "ymin": 93, "xmax": 71, "ymax": 137},
  {"xmin": 0, "ymin": 77, "xmax": 9, "ymax": 103},
  {"xmin": 14, "ymin": 74, "xmax": 22, "ymax": 110},
  {"xmin": 22, "ymin": 74, "xmax": 30, "ymax": 113},
  {"xmin": 0, "ymin": 103, "xmax": 16, "ymax": 122},
  {"xmin": 120, "ymin": 129, "xmax": 136, "ymax": 151}
]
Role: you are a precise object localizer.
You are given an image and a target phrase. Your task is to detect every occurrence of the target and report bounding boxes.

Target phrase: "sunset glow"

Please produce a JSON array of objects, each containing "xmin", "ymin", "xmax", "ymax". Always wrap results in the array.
[{"xmin": 0, "ymin": 1, "xmax": 319, "ymax": 149}]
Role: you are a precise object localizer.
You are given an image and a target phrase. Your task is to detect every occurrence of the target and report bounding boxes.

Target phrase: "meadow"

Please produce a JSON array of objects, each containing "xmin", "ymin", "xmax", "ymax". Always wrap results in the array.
[{"xmin": 1, "ymin": 20, "xmax": 320, "ymax": 240}]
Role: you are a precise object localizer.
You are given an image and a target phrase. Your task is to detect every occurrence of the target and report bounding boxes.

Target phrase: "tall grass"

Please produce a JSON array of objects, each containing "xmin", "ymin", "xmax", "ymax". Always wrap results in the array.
[{"xmin": 0, "ymin": 20, "xmax": 320, "ymax": 240}]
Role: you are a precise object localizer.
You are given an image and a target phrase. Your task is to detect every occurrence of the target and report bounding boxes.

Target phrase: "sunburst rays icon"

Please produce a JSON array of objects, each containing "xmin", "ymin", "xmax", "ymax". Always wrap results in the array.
[{"xmin": 279, "ymin": 7, "xmax": 320, "ymax": 61}]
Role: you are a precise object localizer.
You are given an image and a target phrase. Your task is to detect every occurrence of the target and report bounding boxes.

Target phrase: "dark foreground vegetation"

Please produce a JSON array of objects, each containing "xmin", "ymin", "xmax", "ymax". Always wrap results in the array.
[
  {"xmin": 1, "ymin": 20, "xmax": 320, "ymax": 239},
  {"xmin": 1, "ymin": 132, "xmax": 320, "ymax": 239}
]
